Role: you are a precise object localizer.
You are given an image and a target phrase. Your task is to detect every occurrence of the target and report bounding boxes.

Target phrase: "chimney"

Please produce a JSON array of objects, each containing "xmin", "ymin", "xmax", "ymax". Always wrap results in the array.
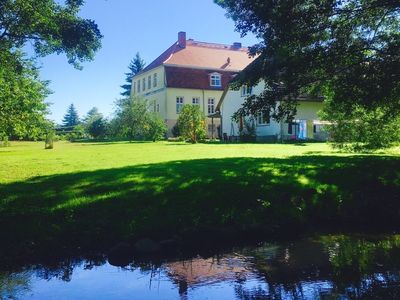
[
  {"xmin": 232, "ymin": 42, "xmax": 242, "ymax": 49},
  {"xmin": 178, "ymin": 31, "xmax": 186, "ymax": 48}
]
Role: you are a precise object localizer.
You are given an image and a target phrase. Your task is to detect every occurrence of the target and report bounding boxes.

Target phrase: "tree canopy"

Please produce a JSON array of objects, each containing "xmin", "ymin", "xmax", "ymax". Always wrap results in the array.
[
  {"xmin": 215, "ymin": 0, "xmax": 400, "ymax": 123},
  {"xmin": 0, "ymin": 0, "xmax": 102, "ymax": 141},
  {"xmin": 121, "ymin": 53, "xmax": 146, "ymax": 96},
  {"xmin": 0, "ymin": 51, "xmax": 50, "ymax": 141},
  {"xmin": 0, "ymin": 0, "xmax": 102, "ymax": 68},
  {"xmin": 177, "ymin": 105, "xmax": 207, "ymax": 143},
  {"xmin": 113, "ymin": 97, "xmax": 166, "ymax": 141}
]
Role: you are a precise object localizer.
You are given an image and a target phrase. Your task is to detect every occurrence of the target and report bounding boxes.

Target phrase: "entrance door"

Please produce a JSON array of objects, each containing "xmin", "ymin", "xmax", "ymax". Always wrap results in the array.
[{"xmin": 297, "ymin": 120, "xmax": 307, "ymax": 139}]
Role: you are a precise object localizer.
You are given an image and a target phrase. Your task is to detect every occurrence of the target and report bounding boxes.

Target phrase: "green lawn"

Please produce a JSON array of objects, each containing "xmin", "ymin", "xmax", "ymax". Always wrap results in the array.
[{"xmin": 1, "ymin": 141, "xmax": 400, "ymax": 261}]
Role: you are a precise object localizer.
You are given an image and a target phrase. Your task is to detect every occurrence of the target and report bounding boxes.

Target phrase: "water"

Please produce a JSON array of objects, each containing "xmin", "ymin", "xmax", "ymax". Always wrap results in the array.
[{"xmin": 2, "ymin": 234, "xmax": 400, "ymax": 299}]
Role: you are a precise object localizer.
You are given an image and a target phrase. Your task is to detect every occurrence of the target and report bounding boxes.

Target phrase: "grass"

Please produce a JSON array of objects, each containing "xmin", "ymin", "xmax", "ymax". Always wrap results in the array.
[{"xmin": 1, "ymin": 141, "xmax": 399, "ymax": 261}]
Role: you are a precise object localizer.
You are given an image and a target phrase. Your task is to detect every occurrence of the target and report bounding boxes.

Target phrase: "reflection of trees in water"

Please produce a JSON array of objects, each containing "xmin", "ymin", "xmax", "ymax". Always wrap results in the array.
[
  {"xmin": 0, "ymin": 270, "xmax": 32, "ymax": 299},
  {"xmin": 2, "ymin": 235, "xmax": 400, "ymax": 299},
  {"xmin": 233, "ymin": 235, "xmax": 400, "ymax": 299},
  {"xmin": 32, "ymin": 255, "xmax": 108, "ymax": 282}
]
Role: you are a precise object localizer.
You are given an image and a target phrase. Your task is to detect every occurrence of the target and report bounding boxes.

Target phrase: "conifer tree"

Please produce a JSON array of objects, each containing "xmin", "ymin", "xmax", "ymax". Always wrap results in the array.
[
  {"xmin": 62, "ymin": 104, "xmax": 80, "ymax": 127},
  {"xmin": 121, "ymin": 53, "xmax": 146, "ymax": 96}
]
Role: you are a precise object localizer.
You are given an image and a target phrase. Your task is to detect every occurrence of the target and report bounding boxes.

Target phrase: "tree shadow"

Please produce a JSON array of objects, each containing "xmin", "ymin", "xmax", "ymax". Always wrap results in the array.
[{"xmin": 0, "ymin": 155, "xmax": 399, "ymax": 261}]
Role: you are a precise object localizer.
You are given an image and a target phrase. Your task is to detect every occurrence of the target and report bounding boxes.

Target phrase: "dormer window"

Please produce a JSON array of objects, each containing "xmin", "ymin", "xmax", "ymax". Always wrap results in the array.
[{"xmin": 210, "ymin": 73, "xmax": 221, "ymax": 87}]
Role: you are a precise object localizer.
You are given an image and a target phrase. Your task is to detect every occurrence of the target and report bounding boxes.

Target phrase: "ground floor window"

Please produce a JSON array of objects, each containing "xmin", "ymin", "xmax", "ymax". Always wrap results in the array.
[
  {"xmin": 176, "ymin": 97, "xmax": 184, "ymax": 113},
  {"xmin": 257, "ymin": 111, "xmax": 270, "ymax": 125},
  {"xmin": 192, "ymin": 97, "xmax": 200, "ymax": 105}
]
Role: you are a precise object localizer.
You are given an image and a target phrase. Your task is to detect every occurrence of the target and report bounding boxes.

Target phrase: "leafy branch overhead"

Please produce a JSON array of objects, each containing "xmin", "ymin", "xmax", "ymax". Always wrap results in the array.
[
  {"xmin": 216, "ymin": 0, "xmax": 400, "ymax": 122},
  {"xmin": 0, "ymin": 0, "xmax": 103, "ymax": 68}
]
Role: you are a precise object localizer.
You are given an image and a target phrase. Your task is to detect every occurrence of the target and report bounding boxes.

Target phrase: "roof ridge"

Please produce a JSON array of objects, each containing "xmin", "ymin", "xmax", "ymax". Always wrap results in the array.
[{"xmin": 187, "ymin": 39, "xmax": 248, "ymax": 51}]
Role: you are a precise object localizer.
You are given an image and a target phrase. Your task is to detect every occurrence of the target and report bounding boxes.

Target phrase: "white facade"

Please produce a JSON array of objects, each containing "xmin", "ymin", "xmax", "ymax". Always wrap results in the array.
[{"xmin": 219, "ymin": 82, "xmax": 327, "ymax": 141}]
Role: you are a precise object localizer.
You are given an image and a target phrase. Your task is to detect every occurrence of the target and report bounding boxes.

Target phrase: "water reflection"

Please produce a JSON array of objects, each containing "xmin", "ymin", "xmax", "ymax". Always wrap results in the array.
[{"xmin": 1, "ymin": 234, "xmax": 400, "ymax": 299}]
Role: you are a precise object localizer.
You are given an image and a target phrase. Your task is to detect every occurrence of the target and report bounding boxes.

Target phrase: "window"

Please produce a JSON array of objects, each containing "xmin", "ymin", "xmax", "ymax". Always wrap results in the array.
[
  {"xmin": 148, "ymin": 76, "xmax": 151, "ymax": 89},
  {"xmin": 192, "ymin": 97, "xmax": 200, "ymax": 105},
  {"xmin": 176, "ymin": 97, "xmax": 184, "ymax": 113},
  {"xmin": 133, "ymin": 81, "xmax": 136, "ymax": 95},
  {"xmin": 208, "ymin": 98, "xmax": 215, "ymax": 114},
  {"xmin": 257, "ymin": 111, "xmax": 270, "ymax": 125},
  {"xmin": 142, "ymin": 78, "xmax": 146, "ymax": 91},
  {"xmin": 153, "ymin": 73, "xmax": 157, "ymax": 87},
  {"xmin": 210, "ymin": 73, "xmax": 221, "ymax": 87},
  {"xmin": 137, "ymin": 80, "xmax": 141, "ymax": 92},
  {"xmin": 156, "ymin": 104, "xmax": 160, "ymax": 112},
  {"xmin": 241, "ymin": 85, "xmax": 252, "ymax": 97}
]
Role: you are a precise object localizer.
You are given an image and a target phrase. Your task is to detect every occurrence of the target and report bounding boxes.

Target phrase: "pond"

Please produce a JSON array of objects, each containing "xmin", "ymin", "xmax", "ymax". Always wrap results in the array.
[{"xmin": 1, "ymin": 234, "xmax": 400, "ymax": 299}]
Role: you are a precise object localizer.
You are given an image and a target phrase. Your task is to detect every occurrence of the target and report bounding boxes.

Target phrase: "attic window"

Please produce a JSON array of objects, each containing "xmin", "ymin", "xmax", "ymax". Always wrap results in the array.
[{"xmin": 210, "ymin": 73, "xmax": 221, "ymax": 87}]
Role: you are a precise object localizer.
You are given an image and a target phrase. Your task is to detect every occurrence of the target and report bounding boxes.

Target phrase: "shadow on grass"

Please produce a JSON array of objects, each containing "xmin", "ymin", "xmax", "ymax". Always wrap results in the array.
[{"xmin": 0, "ymin": 155, "xmax": 399, "ymax": 260}]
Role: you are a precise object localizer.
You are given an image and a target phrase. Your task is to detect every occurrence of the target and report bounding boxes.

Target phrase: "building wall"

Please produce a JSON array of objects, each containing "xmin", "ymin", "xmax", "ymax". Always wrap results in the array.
[
  {"xmin": 131, "ymin": 66, "xmax": 165, "ymax": 98},
  {"xmin": 166, "ymin": 87, "xmax": 222, "ymax": 137},
  {"xmin": 221, "ymin": 82, "xmax": 326, "ymax": 140}
]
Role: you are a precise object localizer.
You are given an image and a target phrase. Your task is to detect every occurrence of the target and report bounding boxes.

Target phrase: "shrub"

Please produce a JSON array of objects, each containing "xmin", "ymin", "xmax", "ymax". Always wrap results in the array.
[{"xmin": 177, "ymin": 105, "xmax": 206, "ymax": 143}]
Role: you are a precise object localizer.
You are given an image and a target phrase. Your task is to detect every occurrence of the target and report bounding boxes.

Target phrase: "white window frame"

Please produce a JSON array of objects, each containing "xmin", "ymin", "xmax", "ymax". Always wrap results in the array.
[
  {"xmin": 210, "ymin": 73, "xmax": 222, "ymax": 87},
  {"xmin": 241, "ymin": 85, "xmax": 252, "ymax": 97},
  {"xmin": 192, "ymin": 97, "xmax": 200, "ymax": 105},
  {"xmin": 133, "ymin": 81, "xmax": 136, "ymax": 95},
  {"xmin": 257, "ymin": 111, "xmax": 270, "ymax": 126},
  {"xmin": 176, "ymin": 97, "xmax": 184, "ymax": 113},
  {"xmin": 208, "ymin": 98, "xmax": 215, "ymax": 114},
  {"xmin": 142, "ymin": 78, "xmax": 146, "ymax": 91},
  {"xmin": 153, "ymin": 73, "xmax": 157, "ymax": 87},
  {"xmin": 148, "ymin": 76, "xmax": 151, "ymax": 90},
  {"xmin": 137, "ymin": 80, "xmax": 141, "ymax": 93}
]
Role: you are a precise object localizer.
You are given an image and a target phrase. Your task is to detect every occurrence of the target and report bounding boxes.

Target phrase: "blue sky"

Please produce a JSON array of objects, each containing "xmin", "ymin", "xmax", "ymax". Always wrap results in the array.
[{"xmin": 38, "ymin": 0, "xmax": 259, "ymax": 123}]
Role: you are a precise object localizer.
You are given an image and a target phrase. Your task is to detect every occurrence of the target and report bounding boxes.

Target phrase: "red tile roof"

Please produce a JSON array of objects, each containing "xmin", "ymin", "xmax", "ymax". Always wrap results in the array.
[{"xmin": 140, "ymin": 39, "xmax": 255, "ymax": 74}]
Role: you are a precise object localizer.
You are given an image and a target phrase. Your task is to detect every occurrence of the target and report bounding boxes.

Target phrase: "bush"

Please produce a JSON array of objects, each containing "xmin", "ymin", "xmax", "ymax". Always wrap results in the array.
[
  {"xmin": 45, "ymin": 131, "xmax": 55, "ymax": 149},
  {"xmin": 177, "ymin": 105, "xmax": 206, "ymax": 143},
  {"xmin": 85, "ymin": 116, "xmax": 107, "ymax": 139},
  {"xmin": 111, "ymin": 97, "xmax": 167, "ymax": 141},
  {"xmin": 321, "ymin": 102, "xmax": 400, "ymax": 152}
]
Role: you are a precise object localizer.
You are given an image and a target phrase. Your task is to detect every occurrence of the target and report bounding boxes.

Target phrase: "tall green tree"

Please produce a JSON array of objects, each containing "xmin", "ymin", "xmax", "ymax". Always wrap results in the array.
[
  {"xmin": 0, "ymin": 0, "xmax": 102, "ymax": 69},
  {"xmin": 62, "ymin": 104, "xmax": 80, "ymax": 127},
  {"xmin": 121, "ymin": 53, "xmax": 146, "ymax": 96},
  {"xmin": 216, "ymin": 0, "xmax": 400, "ymax": 149},
  {"xmin": 0, "ymin": 51, "xmax": 50, "ymax": 141},
  {"xmin": 83, "ymin": 107, "xmax": 107, "ymax": 139},
  {"xmin": 113, "ymin": 97, "xmax": 166, "ymax": 141},
  {"xmin": 0, "ymin": 0, "xmax": 102, "ymax": 142},
  {"xmin": 83, "ymin": 107, "xmax": 101, "ymax": 123}
]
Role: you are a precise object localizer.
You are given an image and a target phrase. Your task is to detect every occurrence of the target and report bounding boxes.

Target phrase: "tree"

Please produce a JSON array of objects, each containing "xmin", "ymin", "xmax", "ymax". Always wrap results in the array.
[
  {"xmin": 320, "ymin": 100, "xmax": 400, "ymax": 152},
  {"xmin": 216, "ymin": 0, "xmax": 400, "ymax": 149},
  {"xmin": 121, "ymin": 53, "xmax": 146, "ymax": 96},
  {"xmin": 62, "ymin": 104, "xmax": 80, "ymax": 128},
  {"xmin": 83, "ymin": 107, "xmax": 107, "ymax": 139},
  {"xmin": 112, "ymin": 97, "xmax": 166, "ymax": 141},
  {"xmin": 0, "ymin": 51, "xmax": 50, "ymax": 141},
  {"xmin": 147, "ymin": 113, "xmax": 167, "ymax": 142},
  {"xmin": 0, "ymin": 0, "xmax": 102, "ymax": 142},
  {"xmin": 0, "ymin": 0, "xmax": 102, "ymax": 69},
  {"xmin": 86, "ymin": 116, "xmax": 107, "ymax": 139},
  {"xmin": 83, "ymin": 107, "xmax": 101, "ymax": 123},
  {"xmin": 177, "ymin": 105, "xmax": 206, "ymax": 143}
]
